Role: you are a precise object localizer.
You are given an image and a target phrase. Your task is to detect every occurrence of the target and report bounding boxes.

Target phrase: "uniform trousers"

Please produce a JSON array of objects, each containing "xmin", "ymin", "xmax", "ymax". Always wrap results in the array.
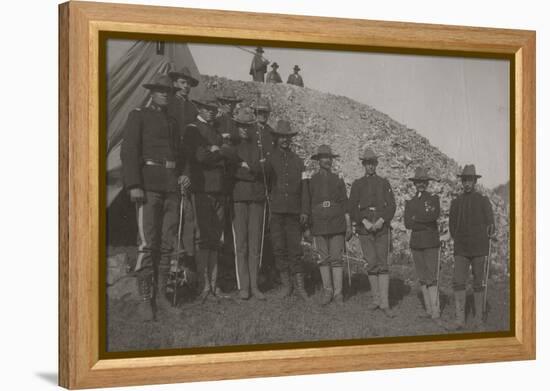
[
  {"xmin": 270, "ymin": 213, "xmax": 303, "ymax": 275},
  {"xmin": 358, "ymin": 228, "xmax": 391, "ymax": 275},
  {"xmin": 313, "ymin": 234, "xmax": 344, "ymax": 267},
  {"xmin": 411, "ymin": 247, "xmax": 439, "ymax": 286},
  {"xmin": 453, "ymin": 255, "xmax": 485, "ymax": 292},
  {"xmin": 232, "ymin": 201, "xmax": 265, "ymax": 291},
  {"xmin": 134, "ymin": 191, "xmax": 179, "ymax": 277},
  {"xmin": 193, "ymin": 193, "xmax": 225, "ymax": 250}
]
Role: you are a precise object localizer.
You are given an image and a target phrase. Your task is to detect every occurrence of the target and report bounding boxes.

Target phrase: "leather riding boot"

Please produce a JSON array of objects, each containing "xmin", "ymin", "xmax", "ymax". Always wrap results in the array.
[
  {"xmin": 294, "ymin": 273, "xmax": 309, "ymax": 300},
  {"xmin": 156, "ymin": 266, "xmax": 175, "ymax": 310},
  {"xmin": 428, "ymin": 285, "xmax": 441, "ymax": 319},
  {"xmin": 196, "ymin": 249, "xmax": 211, "ymax": 302},
  {"xmin": 452, "ymin": 290, "xmax": 466, "ymax": 329},
  {"xmin": 319, "ymin": 265, "xmax": 333, "ymax": 305},
  {"xmin": 276, "ymin": 270, "xmax": 293, "ymax": 299},
  {"xmin": 367, "ymin": 274, "xmax": 380, "ymax": 310},
  {"xmin": 419, "ymin": 285, "xmax": 432, "ymax": 318},
  {"xmin": 332, "ymin": 266, "xmax": 344, "ymax": 305},
  {"xmin": 136, "ymin": 271, "xmax": 155, "ymax": 322},
  {"xmin": 250, "ymin": 262, "xmax": 266, "ymax": 301},
  {"xmin": 378, "ymin": 274, "xmax": 395, "ymax": 318},
  {"xmin": 473, "ymin": 291, "xmax": 485, "ymax": 328}
]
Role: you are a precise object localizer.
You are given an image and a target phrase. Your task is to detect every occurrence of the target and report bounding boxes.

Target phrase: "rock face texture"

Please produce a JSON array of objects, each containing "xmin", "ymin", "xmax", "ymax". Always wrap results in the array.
[{"xmin": 203, "ymin": 76, "xmax": 509, "ymax": 278}]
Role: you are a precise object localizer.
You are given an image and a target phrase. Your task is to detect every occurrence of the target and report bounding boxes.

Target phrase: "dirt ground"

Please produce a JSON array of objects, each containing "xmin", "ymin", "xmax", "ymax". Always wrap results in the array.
[{"xmin": 106, "ymin": 249, "xmax": 510, "ymax": 353}]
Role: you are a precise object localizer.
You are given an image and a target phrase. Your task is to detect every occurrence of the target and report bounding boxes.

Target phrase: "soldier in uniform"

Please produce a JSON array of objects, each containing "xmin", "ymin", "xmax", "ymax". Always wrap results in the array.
[
  {"xmin": 249, "ymin": 46, "xmax": 270, "ymax": 82},
  {"xmin": 167, "ymin": 66, "xmax": 199, "ymax": 278},
  {"xmin": 120, "ymin": 74, "xmax": 189, "ymax": 321},
  {"xmin": 348, "ymin": 148, "xmax": 396, "ymax": 317},
  {"xmin": 228, "ymin": 108, "xmax": 274, "ymax": 300},
  {"xmin": 184, "ymin": 90, "xmax": 235, "ymax": 302},
  {"xmin": 449, "ymin": 164, "xmax": 495, "ymax": 329},
  {"xmin": 250, "ymin": 97, "xmax": 275, "ymax": 138},
  {"xmin": 266, "ymin": 62, "xmax": 283, "ymax": 84},
  {"xmin": 404, "ymin": 167, "xmax": 442, "ymax": 319},
  {"xmin": 215, "ymin": 88, "xmax": 242, "ymax": 141},
  {"xmin": 287, "ymin": 65, "xmax": 304, "ymax": 87},
  {"xmin": 303, "ymin": 145, "xmax": 353, "ymax": 305},
  {"xmin": 255, "ymin": 120, "xmax": 309, "ymax": 300}
]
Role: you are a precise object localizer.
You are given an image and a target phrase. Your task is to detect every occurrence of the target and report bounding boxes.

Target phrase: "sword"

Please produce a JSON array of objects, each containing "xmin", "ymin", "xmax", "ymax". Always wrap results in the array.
[
  {"xmin": 172, "ymin": 188, "xmax": 185, "ymax": 307},
  {"xmin": 344, "ymin": 242, "xmax": 352, "ymax": 286}
]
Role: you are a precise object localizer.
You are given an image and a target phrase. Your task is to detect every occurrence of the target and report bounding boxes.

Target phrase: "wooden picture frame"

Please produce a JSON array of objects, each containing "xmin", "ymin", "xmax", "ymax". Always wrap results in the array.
[{"xmin": 58, "ymin": 1, "xmax": 535, "ymax": 389}]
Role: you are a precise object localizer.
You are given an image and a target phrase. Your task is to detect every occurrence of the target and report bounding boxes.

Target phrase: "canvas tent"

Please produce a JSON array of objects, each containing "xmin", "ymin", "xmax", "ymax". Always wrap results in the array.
[{"xmin": 106, "ymin": 40, "xmax": 203, "ymax": 207}]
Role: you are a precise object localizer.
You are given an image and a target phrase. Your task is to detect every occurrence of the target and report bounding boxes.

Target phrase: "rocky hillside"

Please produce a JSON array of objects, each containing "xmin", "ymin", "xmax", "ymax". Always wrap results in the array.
[{"xmin": 203, "ymin": 76, "xmax": 510, "ymax": 278}]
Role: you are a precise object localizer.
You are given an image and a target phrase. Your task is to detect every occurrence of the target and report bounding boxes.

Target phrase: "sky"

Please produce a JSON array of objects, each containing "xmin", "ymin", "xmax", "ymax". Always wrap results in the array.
[{"xmin": 108, "ymin": 40, "xmax": 510, "ymax": 188}]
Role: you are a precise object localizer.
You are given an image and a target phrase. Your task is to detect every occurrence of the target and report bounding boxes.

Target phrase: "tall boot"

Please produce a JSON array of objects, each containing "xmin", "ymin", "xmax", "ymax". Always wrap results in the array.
[
  {"xmin": 473, "ymin": 291, "xmax": 485, "ymax": 329},
  {"xmin": 276, "ymin": 270, "xmax": 293, "ymax": 299},
  {"xmin": 378, "ymin": 274, "xmax": 395, "ymax": 318},
  {"xmin": 250, "ymin": 262, "xmax": 266, "ymax": 301},
  {"xmin": 419, "ymin": 285, "xmax": 432, "ymax": 318},
  {"xmin": 367, "ymin": 274, "xmax": 380, "ymax": 310},
  {"xmin": 136, "ymin": 271, "xmax": 155, "ymax": 322},
  {"xmin": 196, "ymin": 249, "xmax": 211, "ymax": 302},
  {"xmin": 156, "ymin": 265, "xmax": 175, "ymax": 310},
  {"xmin": 428, "ymin": 285, "xmax": 440, "ymax": 319},
  {"xmin": 319, "ymin": 265, "xmax": 333, "ymax": 305},
  {"xmin": 332, "ymin": 266, "xmax": 344, "ymax": 305},
  {"xmin": 294, "ymin": 273, "xmax": 309, "ymax": 300},
  {"xmin": 452, "ymin": 290, "xmax": 466, "ymax": 330}
]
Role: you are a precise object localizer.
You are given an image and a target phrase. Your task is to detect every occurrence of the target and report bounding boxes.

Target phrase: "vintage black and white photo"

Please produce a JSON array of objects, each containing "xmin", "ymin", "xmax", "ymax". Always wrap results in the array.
[{"xmin": 105, "ymin": 39, "xmax": 510, "ymax": 353}]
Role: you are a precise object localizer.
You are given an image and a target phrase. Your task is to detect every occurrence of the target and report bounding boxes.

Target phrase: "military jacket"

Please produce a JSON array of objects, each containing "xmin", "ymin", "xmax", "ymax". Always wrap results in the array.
[
  {"xmin": 120, "ymin": 104, "xmax": 181, "ymax": 193},
  {"xmin": 184, "ymin": 117, "xmax": 233, "ymax": 194},
  {"xmin": 404, "ymin": 191, "xmax": 440, "ymax": 249},
  {"xmin": 167, "ymin": 95, "xmax": 198, "ymax": 140},
  {"xmin": 348, "ymin": 174, "xmax": 396, "ymax": 234},
  {"xmin": 449, "ymin": 191, "xmax": 494, "ymax": 257},
  {"xmin": 303, "ymin": 170, "xmax": 348, "ymax": 236},
  {"xmin": 266, "ymin": 70, "xmax": 283, "ymax": 84},
  {"xmin": 249, "ymin": 55, "xmax": 268, "ymax": 81},
  {"xmin": 260, "ymin": 148, "xmax": 307, "ymax": 215},
  {"xmin": 287, "ymin": 73, "xmax": 304, "ymax": 87}
]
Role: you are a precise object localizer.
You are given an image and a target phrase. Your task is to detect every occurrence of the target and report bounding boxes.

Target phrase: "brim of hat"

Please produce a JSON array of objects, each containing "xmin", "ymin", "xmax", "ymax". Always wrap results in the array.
[
  {"xmin": 409, "ymin": 177, "xmax": 434, "ymax": 182},
  {"xmin": 218, "ymin": 97, "xmax": 243, "ymax": 103},
  {"xmin": 167, "ymin": 72, "xmax": 199, "ymax": 87},
  {"xmin": 311, "ymin": 153, "xmax": 339, "ymax": 160},
  {"xmin": 142, "ymin": 84, "xmax": 180, "ymax": 92},
  {"xmin": 458, "ymin": 174, "xmax": 482, "ymax": 178},
  {"xmin": 252, "ymin": 106, "xmax": 271, "ymax": 112},
  {"xmin": 271, "ymin": 130, "xmax": 298, "ymax": 136},
  {"xmin": 233, "ymin": 119, "xmax": 256, "ymax": 125},
  {"xmin": 192, "ymin": 99, "xmax": 218, "ymax": 109}
]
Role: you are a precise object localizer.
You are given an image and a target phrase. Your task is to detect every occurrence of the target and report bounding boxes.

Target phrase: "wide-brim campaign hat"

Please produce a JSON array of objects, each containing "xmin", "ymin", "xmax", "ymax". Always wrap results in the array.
[
  {"xmin": 255, "ymin": 46, "xmax": 265, "ymax": 53},
  {"xmin": 168, "ymin": 66, "xmax": 199, "ymax": 87},
  {"xmin": 311, "ymin": 144, "xmax": 339, "ymax": 160},
  {"xmin": 191, "ymin": 90, "xmax": 219, "ymax": 109},
  {"xmin": 271, "ymin": 119, "xmax": 297, "ymax": 136},
  {"xmin": 409, "ymin": 167, "xmax": 435, "ymax": 181},
  {"xmin": 271, "ymin": 62, "xmax": 279, "ymax": 68},
  {"xmin": 458, "ymin": 164, "xmax": 482, "ymax": 178},
  {"xmin": 217, "ymin": 88, "xmax": 243, "ymax": 103},
  {"xmin": 250, "ymin": 97, "xmax": 272, "ymax": 112},
  {"xmin": 142, "ymin": 74, "xmax": 181, "ymax": 92},
  {"xmin": 360, "ymin": 148, "xmax": 378, "ymax": 162},
  {"xmin": 293, "ymin": 65, "xmax": 301, "ymax": 71},
  {"xmin": 233, "ymin": 108, "xmax": 256, "ymax": 125}
]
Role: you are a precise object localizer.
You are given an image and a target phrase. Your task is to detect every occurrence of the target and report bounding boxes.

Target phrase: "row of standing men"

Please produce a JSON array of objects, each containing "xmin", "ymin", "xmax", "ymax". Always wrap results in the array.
[
  {"xmin": 249, "ymin": 46, "xmax": 304, "ymax": 86},
  {"xmin": 121, "ymin": 69, "xmax": 495, "ymax": 332}
]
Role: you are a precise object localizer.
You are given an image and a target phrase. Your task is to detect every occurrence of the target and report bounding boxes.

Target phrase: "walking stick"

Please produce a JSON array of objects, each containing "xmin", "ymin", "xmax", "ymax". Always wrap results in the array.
[
  {"xmin": 483, "ymin": 231, "xmax": 493, "ymax": 317},
  {"xmin": 344, "ymin": 242, "xmax": 352, "ymax": 286},
  {"xmin": 171, "ymin": 186, "xmax": 185, "ymax": 307},
  {"xmin": 435, "ymin": 240, "xmax": 443, "ymax": 312},
  {"xmin": 255, "ymin": 91, "xmax": 270, "ymax": 269}
]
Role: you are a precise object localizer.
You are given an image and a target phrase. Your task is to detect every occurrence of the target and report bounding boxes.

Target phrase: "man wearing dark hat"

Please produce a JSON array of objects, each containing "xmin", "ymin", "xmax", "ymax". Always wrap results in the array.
[
  {"xmin": 404, "ymin": 167, "xmax": 442, "ymax": 319},
  {"xmin": 250, "ymin": 97, "xmax": 275, "ymax": 153},
  {"xmin": 449, "ymin": 164, "xmax": 495, "ymax": 329},
  {"xmin": 215, "ymin": 88, "xmax": 242, "ymax": 143},
  {"xmin": 255, "ymin": 120, "xmax": 309, "ymax": 300},
  {"xmin": 228, "ymin": 107, "xmax": 274, "ymax": 300},
  {"xmin": 167, "ymin": 66, "xmax": 199, "ymax": 280},
  {"xmin": 287, "ymin": 65, "xmax": 304, "ymax": 87},
  {"xmin": 266, "ymin": 62, "xmax": 283, "ymax": 84},
  {"xmin": 249, "ymin": 46, "xmax": 270, "ymax": 82},
  {"xmin": 184, "ymin": 90, "xmax": 235, "ymax": 302},
  {"xmin": 303, "ymin": 145, "xmax": 352, "ymax": 305},
  {"xmin": 121, "ymin": 73, "xmax": 188, "ymax": 321},
  {"xmin": 348, "ymin": 148, "xmax": 396, "ymax": 317}
]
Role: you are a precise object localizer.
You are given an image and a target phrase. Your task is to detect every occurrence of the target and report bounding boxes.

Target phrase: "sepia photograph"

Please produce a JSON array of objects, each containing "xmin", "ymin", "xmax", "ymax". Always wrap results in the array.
[{"xmin": 104, "ymin": 37, "xmax": 510, "ymax": 353}]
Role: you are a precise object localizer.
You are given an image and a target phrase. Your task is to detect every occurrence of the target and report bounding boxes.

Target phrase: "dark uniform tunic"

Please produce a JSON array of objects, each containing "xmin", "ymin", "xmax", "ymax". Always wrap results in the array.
[
  {"xmin": 266, "ymin": 70, "xmax": 283, "ymax": 84},
  {"xmin": 404, "ymin": 191, "xmax": 441, "ymax": 285},
  {"xmin": 120, "ymin": 104, "xmax": 182, "ymax": 275},
  {"xmin": 287, "ymin": 73, "xmax": 304, "ymax": 87},
  {"xmin": 303, "ymin": 170, "xmax": 348, "ymax": 267},
  {"xmin": 167, "ymin": 95, "xmax": 198, "ymax": 142},
  {"xmin": 348, "ymin": 174, "xmax": 396, "ymax": 274},
  {"xmin": 449, "ymin": 191, "xmax": 494, "ymax": 291},
  {"xmin": 260, "ymin": 148, "xmax": 308, "ymax": 274}
]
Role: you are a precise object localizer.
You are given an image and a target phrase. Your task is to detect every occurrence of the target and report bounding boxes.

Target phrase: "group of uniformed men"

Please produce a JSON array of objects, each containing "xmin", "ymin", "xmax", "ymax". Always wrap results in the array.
[
  {"xmin": 249, "ymin": 46, "xmax": 304, "ymax": 86},
  {"xmin": 121, "ymin": 67, "xmax": 496, "ymax": 332}
]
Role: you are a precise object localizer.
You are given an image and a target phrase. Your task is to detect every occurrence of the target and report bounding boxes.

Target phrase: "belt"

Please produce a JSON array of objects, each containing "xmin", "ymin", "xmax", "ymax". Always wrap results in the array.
[
  {"xmin": 144, "ymin": 159, "xmax": 176, "ymax": 169},
  {"xmin": 316, "ymin": 200, "xmax": 338, "ymax": 208}
]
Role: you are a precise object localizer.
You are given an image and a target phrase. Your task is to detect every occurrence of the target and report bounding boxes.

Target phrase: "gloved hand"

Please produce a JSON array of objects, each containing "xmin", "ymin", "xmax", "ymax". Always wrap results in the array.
[
  {"xmin": 178, "ymin": 175, "xmax": 191, "ymax": 191},
  {"xmin": 345, "ymin": 226, "xmax": 353, "ymax": 241},
  {"xmin": 129, "ymin": 188, "xmax": 145, "ymax": 203},
  {"xmin": 373, "ymin": 217, "xmax": 385, "ymax": 231},
  {"xmin": 362, "ymin": 218, "xmax": 373, "ymax": 231},
  {"xmin": 299, "ymin": 213, "xmax": 309, "ymax": 227}
]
